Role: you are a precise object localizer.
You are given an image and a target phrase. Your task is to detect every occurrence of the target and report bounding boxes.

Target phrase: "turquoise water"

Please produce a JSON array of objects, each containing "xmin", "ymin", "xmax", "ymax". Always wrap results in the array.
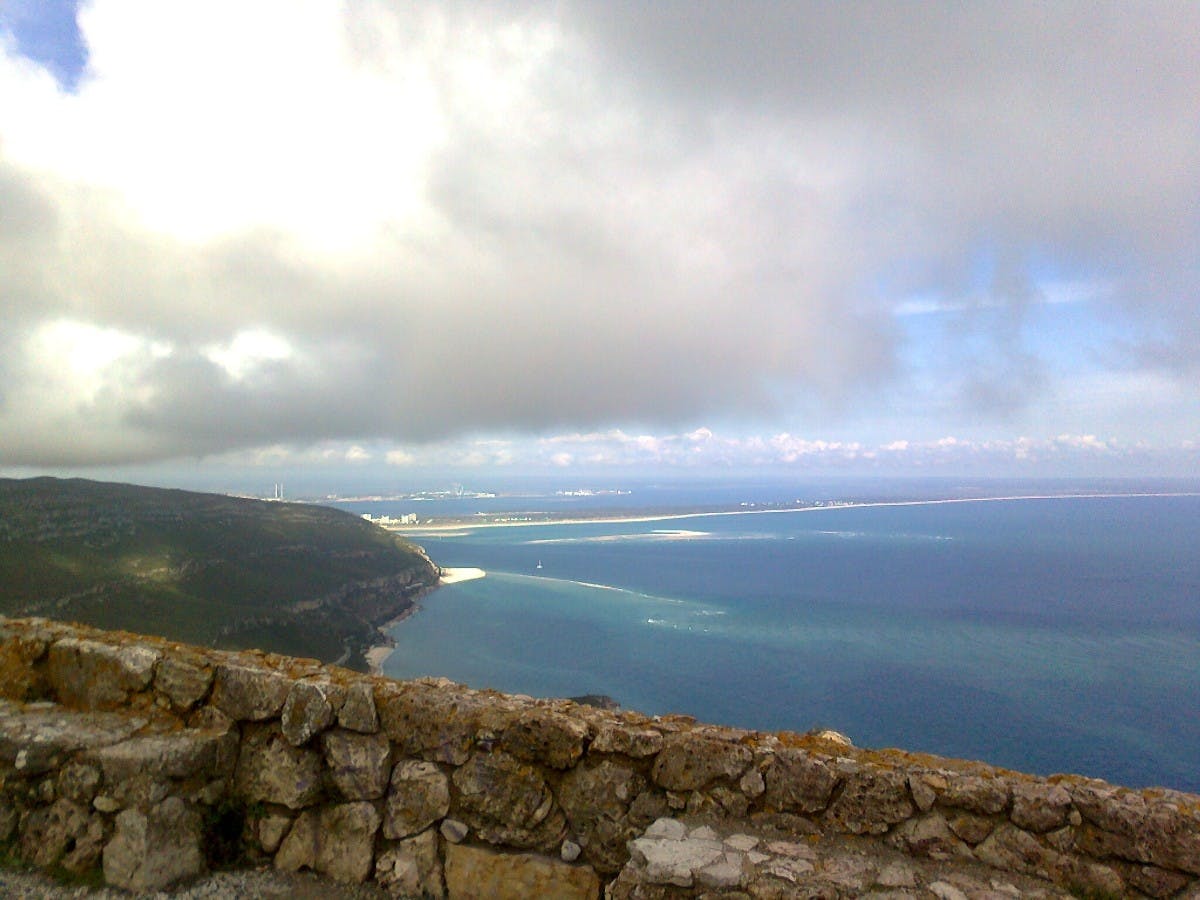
[{"xmin": 380, "ymin": 495, "xmax": 1200, "ymax": 791}]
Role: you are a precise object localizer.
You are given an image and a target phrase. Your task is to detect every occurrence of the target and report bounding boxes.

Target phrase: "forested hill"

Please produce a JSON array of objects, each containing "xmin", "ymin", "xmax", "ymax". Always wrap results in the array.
[{"xmin": 0, "ymin": 477, "xmax": 441, "ymax": 668}]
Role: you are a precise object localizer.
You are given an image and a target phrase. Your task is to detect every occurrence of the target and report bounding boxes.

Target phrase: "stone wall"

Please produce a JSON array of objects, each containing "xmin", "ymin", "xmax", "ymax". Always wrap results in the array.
[{"xmin": 0, "ymin": 616, "xmax": 1196, "ymax": 898}]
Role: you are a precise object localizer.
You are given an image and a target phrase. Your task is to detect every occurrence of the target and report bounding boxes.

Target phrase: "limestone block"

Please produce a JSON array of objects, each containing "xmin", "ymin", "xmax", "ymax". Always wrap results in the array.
[
  {"xmin": 211, "ymin": 661, "xmax": 292, "ymax": 721},
  {"xmin": 275, "ymin": 802, "xmax": 382, "ymax": 884},
  {"xmin": 256, "ymin": 813, "xmax": 292, "ymax": 854},
  {"xmin": 946, "ymin": 811, "xmax": 996, "ymax": 845},
  {"xmin": 650, "ymin": 732, "xmax": 753, "ymax": 792},
  {"xmin": 46, "ymin": 638, "xmax": 159, "ymax": 710},
  {"xmin": 939, "ymin": 775, "xmax": 1009, "ymax": 816},
  {"xmin": 281, "ymin": 680, "xmax": 336, "ymax": 746},
  {"xmin": 320, "ymin": 729, "xmax": 391, "ymax": 800},
  {"xmin": 823, "ymin": 766, "xmax": 914, "ymax": 834},
  {"xmin": 451, "ymin": 751, "xmax": 566, "ymax": 851},
  {"xmin": 763, "ymin": 748, "xmax": 840, "ymax": 814},
  {"xmin": 1010, "ymin": 782, "xmax": 1072, "ymax": 832},
  {"xmin": 974, "ymin": 823, "xmax": 1062, "ymax": 880},
  {"xmin": 19, "ymin": 797, "xmax": 90, "ymax": 867},
  {"xmin": 57, "ymin": 761, "xmax": 102, "ymax": 804},
  {"xmin": 377, "ymin": 682, "xmax": 486, "ymax": 765},
  {"xmin": 376, "ymin": 827, "xmax": 445, "ymax": 899},
  {"xmin": 337, "ymin": 681, "xmax": 379, "ymax": 733},
  {"xmin": 887, "ymin": 811, "xmax": 973, "ymax": 860},
  {"xmin": 591, "ymin": 722, "xmax": 665, "ymax": 758},
  {"xmin": 0, "ymin": 700, "xmax": 144, "ymax": 775},
  {"xmin": 102, "ymin": 796, "xmax": 205, "ymax": 892},
  {"xmin": 0, "ymin": 634, "xmax": 49, "ymax": 701},
  {"xmin": 503, "ymin": 707, "xmax": 589, "ymax": 769},
  {"xmin": 444, "ymin": 842, "xmax": 600, "ymax": 900},
  {"xmin": 384, "ymin": 759, "xmax": 450, "ymax": 839},
  {"xmin": 153, "ymin": 653, "xmax": 213, "ymax": 710},
  {"xmin": 557, "ymin": 758, "xmax": 649, "ymax": 872},
  {"xmin": 1071, "ymin": 781, "xmax": 1200, "ymax": 875},
  {"xmin": 234, "ymin": 723, "xmax": 323, "ymax": 809},
  {"xmin": 89, "ymin": 728, "xmax": 233, "ymax": 783},
  {"xmin": 60, "ymin": 811, "xmax": 108, "ymax": 875},
  {"xmin": 627, "ymin": 821, "xmax": 726, "ymax": 888}
]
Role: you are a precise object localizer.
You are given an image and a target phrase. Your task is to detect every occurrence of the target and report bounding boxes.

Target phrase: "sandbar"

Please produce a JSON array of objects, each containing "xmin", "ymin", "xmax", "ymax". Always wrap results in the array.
[{"xmin": 440, "ymin": 566, "xmax": 486, "ymax": 584}]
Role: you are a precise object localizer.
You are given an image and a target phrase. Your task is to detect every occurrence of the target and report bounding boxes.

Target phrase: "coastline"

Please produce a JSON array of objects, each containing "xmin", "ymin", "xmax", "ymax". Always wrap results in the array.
[
  {"xmin": 386, "ymin": 489, "xmax": 1200, "ymax": 536},
  {"xmin": 365, "ymin": 567, "xmax": 487, "ymax": 674}
]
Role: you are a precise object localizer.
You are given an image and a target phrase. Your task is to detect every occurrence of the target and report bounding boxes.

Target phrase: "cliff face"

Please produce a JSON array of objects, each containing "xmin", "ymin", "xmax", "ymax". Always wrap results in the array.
[{"xmin": 0, "ymin": 617, "xmax": 1197, "ymax": 898}]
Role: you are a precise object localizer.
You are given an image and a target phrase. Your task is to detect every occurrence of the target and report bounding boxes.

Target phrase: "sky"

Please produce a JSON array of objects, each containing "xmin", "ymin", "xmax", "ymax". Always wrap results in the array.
[{"xmin": 1, "ymin": 1, "xmax": 1197, "ymax": 490}]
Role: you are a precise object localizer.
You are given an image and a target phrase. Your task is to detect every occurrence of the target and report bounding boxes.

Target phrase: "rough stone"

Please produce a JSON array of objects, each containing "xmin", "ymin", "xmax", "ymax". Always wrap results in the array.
[
  {"xmin": 876, "ymin": 860, "xmax": 917, "ymax": 887},
  {"xmin": 824, "ymin": 766, "xmax": 915, "ymax": 834},
  {"xmin": 651, "ymin": 732, "xmax": 753, "ymax": 791},
  {"xmin": 557, "ymin": 758, "xmax": 649, "ymax": 871},
  {"xmin": 627, "ymin": 825, "xmax": 726, "ymax": 887},
  {"xmin": 451, "ymin": 751, "xmax": 566, "ymax": 850},
  {"xmin": 275, "ymin": 802, "xmax": 382, "ymax": 884},
  {"xmin": 376, "ymin": 827, "xmax": 444, "ymax": 898},
  {"xmin": 974, "ymin": 823, "xmax": 1062, "ymax": 881},
  {"xmin": 440, "ymin": 817, "xmax": 468, "ymax": 843},
  {"xmin": 504, "ymin": 707, "xmax": 589, "ymax": 769},
  {"xmin": 89, "ymin": 727, "xmax": 233, "ymax": 783},
  {"xmin": 940, "ymin": 775, "xmax": 1009, "ymax": 816},
  {"xmin": 929, "ymin": 881, "xmax": 970, "ymax": 900},
  {"xmin": 337, "ymin": 681, "xmax": 379, "ymax": 733},
  {"xmin": 444, "ymin": 842, "xmax": 600, "ymax": 900},
  {"xmin": 153, "ymin": 653, "xmax": 213, "ymax": 710},
  {"xmin": 946, "ymin": 811, "xmax": 996, "ymax": 845},
  {"xmin": 19, "ymin": 797, "xmax": 90, "ymax": 867},
  {"xmin": 281, "ymin": 680, "xmax": 336, "ymax": 746},
  {"xmin": 376, "ymin": 681, "xmax": 487, "ymax": 765},
  {"xmin": 0, "ymin": 700, "xmax": 143, "ymax": 774},
  {"xmin": 45, "ymin": 638, "xmax": 159, "ymax": 710},
  {"xmin": 888, "ymin": 812, "xmax": 973, "ymax": 860},
  {"xmin": 320, "ymin": 728, "xmax": 391, "ymax": 799},
  {"xmin": 56, "ymin": 761, "xmax": 101, "ymax": 804},
  {"xmin": 1010, "ymin": 781, "xmax": 1072, "ymax": 832},
  {"xmin": 102, "ymin": 796, "xmax": 205, "ymax": 892},
  {"xmin": 562, "ymin": 839, "xmax": 582, "ymax": 862},
  {"xmin": 763, "ymin": 749, "xmax": 840, "ymax": 814},
  {"xmin": 383, "ymin": 759, "xmax": 450, "ymax": 840},
  {"xmin": 211, "ymin": 661, "xmax": 292, "ymax": 721},
  {"xmin": 234, "ymin": 723, "xmax": 323, "ymax": 809},
  {"xmin": 256, "ymin": 813, "xmax": 292, "ymax": 854},
  {"xmin": 909, "ymin": 772, "xmax": 945, "ymax": 812},
  {"xmin": 0, "ymin": 633, "xmax": 50, "ymax": 701},
  {"xmin": 591, "ymin": 722, "xmax": 665, "ymax": 758}
]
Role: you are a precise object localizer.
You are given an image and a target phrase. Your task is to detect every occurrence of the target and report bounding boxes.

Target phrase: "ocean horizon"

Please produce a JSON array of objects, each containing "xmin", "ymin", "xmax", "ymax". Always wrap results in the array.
[{"xmin": 334, "ymin": 482, "xmax": 1200, "ymax": 792}]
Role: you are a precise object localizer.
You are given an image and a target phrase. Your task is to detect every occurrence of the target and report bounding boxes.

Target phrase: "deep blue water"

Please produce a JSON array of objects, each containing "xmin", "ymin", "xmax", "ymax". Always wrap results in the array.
[{"xmin": 357, "ymin": 491, "xmax": 1199, "ymax": 792}]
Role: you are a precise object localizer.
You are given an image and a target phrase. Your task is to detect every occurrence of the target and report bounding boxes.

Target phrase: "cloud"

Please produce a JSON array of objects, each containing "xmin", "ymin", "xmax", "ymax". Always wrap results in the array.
[{"xmin": 0, "ymin": 2, "xmax": 1197, "ymax": 467}]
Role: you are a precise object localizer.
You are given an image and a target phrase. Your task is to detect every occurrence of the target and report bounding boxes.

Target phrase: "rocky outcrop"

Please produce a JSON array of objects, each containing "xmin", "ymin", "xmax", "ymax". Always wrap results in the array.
[{"xmin": 0, "ymin": 616, "xmax": 1198, "ymax": 898}]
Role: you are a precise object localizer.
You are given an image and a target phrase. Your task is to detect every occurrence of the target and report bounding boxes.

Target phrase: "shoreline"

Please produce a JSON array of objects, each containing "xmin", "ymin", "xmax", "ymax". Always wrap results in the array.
[
  {"xmin": 365, "ymin": 567, "xmax": 487, "ymax": 674},
  {"xmin": 387, "ymin": 490, "xmax": 1200, "ymax": 535}
]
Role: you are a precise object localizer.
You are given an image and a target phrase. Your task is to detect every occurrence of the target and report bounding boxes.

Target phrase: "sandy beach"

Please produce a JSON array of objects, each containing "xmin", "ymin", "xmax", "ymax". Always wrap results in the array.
[{"xmin": 364, "ymin": 567, "xmax": 487, "ymax": 674}]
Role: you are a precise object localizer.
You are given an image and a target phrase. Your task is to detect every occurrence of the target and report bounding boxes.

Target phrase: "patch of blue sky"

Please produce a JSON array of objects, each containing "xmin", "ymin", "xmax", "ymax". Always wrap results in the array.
[{"xmin": 0, "ymin": 0, "xmax": 86, "ymax": 91}]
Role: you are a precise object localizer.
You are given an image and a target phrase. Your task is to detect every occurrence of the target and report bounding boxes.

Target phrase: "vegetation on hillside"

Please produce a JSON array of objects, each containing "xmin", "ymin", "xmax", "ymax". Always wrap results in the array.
[{"xmin": 0, "ymin": 477, "xmax": 441, "ymax": 668}]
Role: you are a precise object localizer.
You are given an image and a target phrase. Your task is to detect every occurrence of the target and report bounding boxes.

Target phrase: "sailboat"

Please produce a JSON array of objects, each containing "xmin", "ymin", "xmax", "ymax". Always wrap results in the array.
[{"xmin": 536, "ymin": 560, "xmax": 543, "ymax": 570}]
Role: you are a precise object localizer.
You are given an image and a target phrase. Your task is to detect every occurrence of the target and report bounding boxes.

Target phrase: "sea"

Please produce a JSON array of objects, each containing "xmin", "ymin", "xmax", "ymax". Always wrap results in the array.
[{"xmin": 328, "ymin": 479, "xmax": 1200, "ymax": 792}]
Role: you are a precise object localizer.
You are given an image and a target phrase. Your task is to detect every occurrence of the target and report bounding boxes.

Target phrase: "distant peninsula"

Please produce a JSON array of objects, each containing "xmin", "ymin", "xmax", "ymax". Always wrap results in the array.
[{"xmin": 0, "ymin": 477, "xmax": 441, "ymax": 670}]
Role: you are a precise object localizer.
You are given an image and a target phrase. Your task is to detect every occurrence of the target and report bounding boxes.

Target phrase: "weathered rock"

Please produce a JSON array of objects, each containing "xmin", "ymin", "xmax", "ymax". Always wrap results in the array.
[
  {"xmin": 384, "ymin": 759, "xmax": 450, "ymax": 839},
  {"xmin": 211, "ymin": 662, "xmax": 292, "ymax": 721},
  {"xmin": 651, "ymin": 732, "xmax": 753, "ymax": 791},
  {"xmin": 440, "ymin": 818, "xmax": 469, "ymax": 843},
  {"xmin": 627, "ymin": 819, "xmax": 727, "ymax": 887},
  {"xmin": 909, "ymin": 772, "xmax": 946, "ymax": 812},
  {"xmin": 946, "ymin": 811, "xmax": 996, "ymax": 845},
  {"xmin": 337, "ymin": 680, "xmax": 379, "ymax": 733},
  {"xmin": 60, "ymin": 811, "xmax": 108, "ymax": 874},
  {"xmin": 89, "ymin": 727, "xmax": 234, "ymax": 783},
  {"xmin": 974, "ymin": 823, "xmax": 1063, "ymax": 881},
  {"xmin": 504, "ymin": 707, "xmax": 589, "ymax": 769},
  {"xmin": 45, "ymin": 638, "xmax": 159, "ymax": 710},
  {"xmin": 940, "ymin": 775, "xmax": 1009, "ymax": 816},
  {"xmin": 377, "ymin": 681, "xmax": 488, "ymax": 765},
  {"xmin": 824, "ymin": 766, "xmax": 914, "ymax": 834},
  {"xmin": 281, "ymin": 680, "xmax": 336, "ymax": 746},
  {"xmin": 444, "ymin": 842, "xmax": 601, "ymax": 900},
  {"xmin": 275, "ymin": 802, "xmax": 382, "ymax": 884},
  {"xmin": 887, "ymin": 811, "xmax": 973, "ymax": 860},
  {"xmin": 763, "ymin": 749, "xmax": 840, "ymax": 814},
  {"xmin": 320, "ymin": 728, "xmax": 391, "ymax": 800},
  {"xmin": 102, "ymin": 796, "xmax": 205, "ymax": 892},
  {"xmin": 19, "ymin": 797, "xmax": 90, "ymax": 867},
  {"xmin": 57, "ymin": 761, "xmax": 101, "ymax": 804},
  {"xmin": 1010, "ymin": 781, "xmax": 1072, "ymax": 833},
  {"xmin": 234, "ymin": 723, "xmax": 323, "ymax": 809},
  {"xmin": 375, "ymin": 828, "xmax": 444, "ymax": 899},
  {"xmin": 592, "ymin": 722, "xmax": 665, "ymax": 758},
  {"xmin": 0, "ymin": 700, "xmax": 144, "ymax": 774},
  {"xmin": 451, "ymin": 751, "xmax": 566, "ymax": 850},
  {"xmin": 153, "ymin": 653, "xmax": 213, "ymax": 710},
  {"xmin": 557, "ymin": 758, "xmax": 649, "ymax": 872},
  {"xmin": 256, "ymin": 813, "xmax": 292, "ymax": 854},
  {"xmin": 0, "ymin": 633, "xmax": 50, "ymax": 701}
]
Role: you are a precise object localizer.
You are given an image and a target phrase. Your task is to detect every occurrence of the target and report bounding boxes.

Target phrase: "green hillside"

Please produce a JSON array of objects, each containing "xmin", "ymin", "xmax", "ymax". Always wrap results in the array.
[{"xmin": 0, "ymin": 477, "xmax": 441, "ymax": 668}]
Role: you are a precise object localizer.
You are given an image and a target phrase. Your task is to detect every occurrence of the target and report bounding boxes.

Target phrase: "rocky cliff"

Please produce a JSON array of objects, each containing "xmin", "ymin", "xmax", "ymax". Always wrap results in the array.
[{"xmin": 0, "ymin": 617, "xmax": 1196, "ymax": 898}]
